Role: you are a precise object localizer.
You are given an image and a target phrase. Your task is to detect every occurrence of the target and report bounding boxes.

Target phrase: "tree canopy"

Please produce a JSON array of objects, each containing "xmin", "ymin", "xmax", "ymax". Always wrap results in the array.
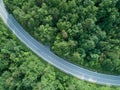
[
  {"xmin": 4, "ymin": 0, "xmax": 120, "ymax": 74},
  {"xmin": 0, "ymin": 17, "xmax": 120, "ymax": 90}
]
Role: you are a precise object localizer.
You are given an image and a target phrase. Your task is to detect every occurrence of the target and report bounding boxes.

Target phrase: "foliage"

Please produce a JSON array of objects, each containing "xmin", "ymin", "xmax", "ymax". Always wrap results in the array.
[
  {"xmin": 4, "ymin": 0, "xmax": 120, "ymax": 74},
  {"xmin": 0, "ymin": 18, "xmax": 120, "ymax": 90}
]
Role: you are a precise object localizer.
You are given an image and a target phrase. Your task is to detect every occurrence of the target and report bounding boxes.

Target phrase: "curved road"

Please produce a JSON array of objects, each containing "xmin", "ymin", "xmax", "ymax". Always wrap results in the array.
[{"xmin": 0, "ymin": 0, "xmax": 120, "ymax": 86}]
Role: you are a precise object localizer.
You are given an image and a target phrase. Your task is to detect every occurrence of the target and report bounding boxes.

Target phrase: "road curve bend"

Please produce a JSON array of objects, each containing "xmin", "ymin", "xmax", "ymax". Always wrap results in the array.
[{"xmin": 0, "ymin": 0, "xmax": 120, "ymax": 86}]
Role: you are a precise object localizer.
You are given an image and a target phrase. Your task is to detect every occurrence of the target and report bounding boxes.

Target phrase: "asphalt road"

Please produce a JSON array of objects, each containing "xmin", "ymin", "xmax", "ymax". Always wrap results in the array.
[{"xmin": 0, "ymin": 0, "xmax": 120, "ymax": 86}]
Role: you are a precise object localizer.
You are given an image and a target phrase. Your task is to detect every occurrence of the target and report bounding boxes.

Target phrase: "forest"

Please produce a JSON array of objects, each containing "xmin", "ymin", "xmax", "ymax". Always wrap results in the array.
[
  {"xmin": 0, "ymin": 17, "xmax": 120, "ymax": 90},
  {"xmin": 4, "ymin": 0, "xmax": 120, "ymax": 75}
]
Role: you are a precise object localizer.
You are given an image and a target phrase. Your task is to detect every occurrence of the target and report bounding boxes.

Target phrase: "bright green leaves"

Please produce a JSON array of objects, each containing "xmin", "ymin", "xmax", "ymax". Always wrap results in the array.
[
  {"xmin": 4, "ymin": 0, "xmax": 120, "ymax": 75},
  {"xmin": 81, "ymin": 40, "xmax": 95, "ymax": 51},
  {"xmin": 82, "ymin": 18, "xmax": 95, "ymax": 30},
  {"xmin": 57, "ymin": 20, "xmax": 71, "ymax": 31},
  {"xmin": 34, "ymin": 24, "xmax": 57, "ymax": 45}
]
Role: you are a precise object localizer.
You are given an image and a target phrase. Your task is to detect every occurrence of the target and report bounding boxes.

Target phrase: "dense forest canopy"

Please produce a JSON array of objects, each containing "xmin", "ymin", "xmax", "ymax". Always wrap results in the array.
[
  {"xmin": 4, "ymin": 0, "xmax": 120, "ymax": 74},
  {"xmin": 1, "ymin": 18, "xmax": 120, "ymax": 90}
]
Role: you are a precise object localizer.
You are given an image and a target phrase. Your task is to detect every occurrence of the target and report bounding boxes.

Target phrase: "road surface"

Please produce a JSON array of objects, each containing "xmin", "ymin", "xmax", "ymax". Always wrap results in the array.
[{"xmin": 0, "ymin": 0, "xmax": 120, "ymax": 86}]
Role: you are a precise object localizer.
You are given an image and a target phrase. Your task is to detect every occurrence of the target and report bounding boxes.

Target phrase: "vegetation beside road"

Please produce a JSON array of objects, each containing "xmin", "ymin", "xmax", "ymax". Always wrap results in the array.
[
  {"xmin": 4, "ymin": 0, "xmax": 120, "ymax": 74},
  {"xmin": 0, "ymin": 18, "xmax": 120, "ymax": 90}
]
